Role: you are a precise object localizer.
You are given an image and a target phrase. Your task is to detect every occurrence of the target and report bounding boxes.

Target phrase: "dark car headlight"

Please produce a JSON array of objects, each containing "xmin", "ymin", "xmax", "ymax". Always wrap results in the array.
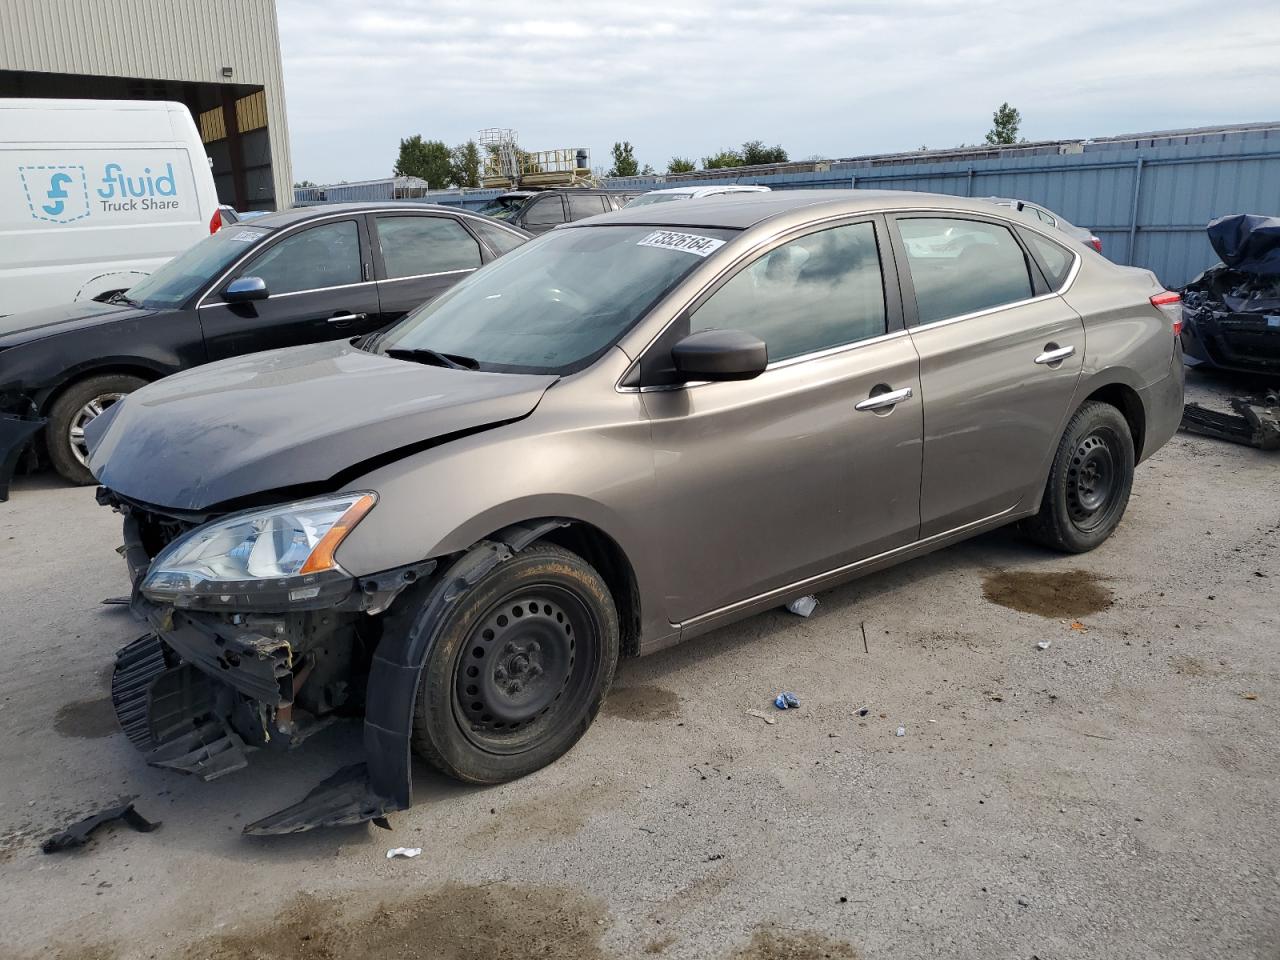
[{"xmin": 141, "ymin": 492, "xmax": 376, "ymax": 609}]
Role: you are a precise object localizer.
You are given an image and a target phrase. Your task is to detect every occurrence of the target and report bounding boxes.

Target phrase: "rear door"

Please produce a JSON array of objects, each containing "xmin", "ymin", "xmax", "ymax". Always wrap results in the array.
[
  {"xmin": 198, "ymin": 216, "xmax": 381, "ymax": 360},
  {"xmin": 370, "ymin": 213, "xmax": 485, "ymax": 326},
  {"xmin": 890, "ymin": 212, "xmax": 1084, "ymax": 537},
  {"xmin": 566, "ymin": 193, "xmax": 609, "ymax": 223},
  {"xmin": 519, "ymin": 195, "xmax": 568, "ymax": 234},
  {"xmin": 641, "ymin": 217, "xmax": 923, "ymax": 622}
]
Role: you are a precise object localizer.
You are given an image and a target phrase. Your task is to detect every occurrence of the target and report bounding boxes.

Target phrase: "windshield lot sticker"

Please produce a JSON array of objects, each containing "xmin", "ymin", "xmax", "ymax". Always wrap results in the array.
[
  {"xmin": 229, "ymin": 229, "xmax": 268, "ymax": 242},
  {"xmin": 637, "ymin": 230, "xmax": 725, "ymax": 257}
]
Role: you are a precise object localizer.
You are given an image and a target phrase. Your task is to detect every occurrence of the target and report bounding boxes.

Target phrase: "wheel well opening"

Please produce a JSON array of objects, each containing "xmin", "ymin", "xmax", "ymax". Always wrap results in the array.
[
  {"xmin": 537, "ymin": 522, "xmax": 642, "ymax": 659},
  {"xmin": 1083, "ymin": 383, "xmax": 1145, "ymax": 457},
  {"xmin": 41, "ymin": 366, "xmax": 158, "ymax": 415}
]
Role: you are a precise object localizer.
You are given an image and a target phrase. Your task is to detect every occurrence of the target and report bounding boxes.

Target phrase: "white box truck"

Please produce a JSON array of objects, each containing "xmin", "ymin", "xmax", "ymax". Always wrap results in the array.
[{"xmin": 0, "ymin": 98, "xmax": 222, "ymax": 316}]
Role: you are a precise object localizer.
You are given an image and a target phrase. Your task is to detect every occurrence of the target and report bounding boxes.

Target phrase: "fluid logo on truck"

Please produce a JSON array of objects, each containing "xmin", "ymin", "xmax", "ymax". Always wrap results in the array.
[
  {"xmin": 18, "ymin": 161, "xmax": 183, "ymax": 224},
  {"xmin": 18, "ymin": 165, "xmax": 90, "ymax": 223}
]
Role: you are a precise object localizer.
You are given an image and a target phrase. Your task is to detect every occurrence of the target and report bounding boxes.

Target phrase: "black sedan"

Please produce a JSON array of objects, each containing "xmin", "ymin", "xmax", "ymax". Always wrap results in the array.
[{"xmin": 0, "ymin": 202, "xmax": 530, "ymax": 490}]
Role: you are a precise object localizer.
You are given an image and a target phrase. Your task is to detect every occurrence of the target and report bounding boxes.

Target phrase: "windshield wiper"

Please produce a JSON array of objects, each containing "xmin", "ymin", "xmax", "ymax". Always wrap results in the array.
[
  {"xmin": 384, "ymin": 347, "xmax": 478, "ymax": 370},
  {"xmin": 108, "ymin": 291, "xmax": 142, "ymax": 308}
]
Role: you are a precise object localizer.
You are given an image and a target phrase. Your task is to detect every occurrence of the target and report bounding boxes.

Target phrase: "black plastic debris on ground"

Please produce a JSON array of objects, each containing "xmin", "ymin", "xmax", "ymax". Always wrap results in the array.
[
  {"xmin": 1181, "ymin": 214, "xmax": 1280, "ymax": 378},
  {"xmin": 1182, "ymin": 392, "xmax": 1280, "ymax": 450},
  {"xmin": 41, "ymin": 798, "xmax": 161, "ymax": 853}
]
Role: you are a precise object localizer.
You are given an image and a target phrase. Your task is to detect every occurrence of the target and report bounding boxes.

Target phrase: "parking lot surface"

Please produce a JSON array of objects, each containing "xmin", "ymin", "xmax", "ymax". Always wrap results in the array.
[{"xmin": 1, "ymin": 372, "xmax": 1276, "ymax": 960}]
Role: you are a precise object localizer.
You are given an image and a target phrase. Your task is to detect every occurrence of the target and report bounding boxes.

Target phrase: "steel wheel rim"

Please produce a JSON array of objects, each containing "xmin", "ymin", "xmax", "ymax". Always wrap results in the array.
[
  {"xmin": 452, "ymin": 584, "xmax": 598, "ymax": 756},
  {"xmin": 1066, "ymin": 432, "xmax": 1117, "ymax": 530},
  {"xmin": 69, "ymin": 393, "xmax": 126, "ymax": 467}
]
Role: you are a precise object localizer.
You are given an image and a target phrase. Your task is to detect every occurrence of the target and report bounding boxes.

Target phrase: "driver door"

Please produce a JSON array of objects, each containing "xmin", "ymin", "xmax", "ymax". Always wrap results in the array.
[
  {"xmin": 198, "ymin": 217, "xmax": 382, "ymax": 361},
  {"xmin": 640, "ymin": 218, "xmax": 924, "ymax": 624}
]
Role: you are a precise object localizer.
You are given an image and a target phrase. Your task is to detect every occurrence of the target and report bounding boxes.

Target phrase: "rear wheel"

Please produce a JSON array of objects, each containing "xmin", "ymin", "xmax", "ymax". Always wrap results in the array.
[
  {"xmin": 1023, "ymin": 401, "xmax": 1135, "ymax": 553},
  {"xmin": 408, "ymin": 543, "xmax": 619, "ymax": 784},
  {"xmin": 45, "ymin": 373, "xmax": 146, "ymax": 485}
]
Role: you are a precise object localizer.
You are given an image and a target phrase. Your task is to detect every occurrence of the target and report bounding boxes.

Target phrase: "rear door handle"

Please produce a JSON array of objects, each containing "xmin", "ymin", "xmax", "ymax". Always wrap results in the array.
[
  {"xmin": 327, "ymin": 313, "xmax": 367, "ymax": 325},
  {"xmin": 1034, "ymin": 345, "xmax": 1075, "ymax": 365},
  {"xmin": 855, "ymin": 386, "xmax": 913, "ymax": 411}
]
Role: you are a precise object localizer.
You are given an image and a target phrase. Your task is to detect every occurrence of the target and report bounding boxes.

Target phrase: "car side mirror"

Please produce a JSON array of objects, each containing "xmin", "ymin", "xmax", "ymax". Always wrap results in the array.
[
  {"xmin": 671, "ymin": 329, "xmax": 768, "ymax": 382},
  {"xmin": 224, "ymin": 276, "xmax": 269, "ymax": 302}
]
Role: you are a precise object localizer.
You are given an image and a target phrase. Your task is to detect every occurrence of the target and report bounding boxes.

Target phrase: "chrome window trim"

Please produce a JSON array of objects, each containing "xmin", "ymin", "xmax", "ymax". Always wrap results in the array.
[
  {"xmin": 616, "ymin": 329, "xmax": 911, "ymax": 394},
  {"xmin": 198, "ymin": 279, "xmax": 377, "ymax": 307},
  {"xmin": 378, "ymin": 267, "xmax": 476, "ymax": 283},
  {"xmin": 195, "ymin": 210, "xmax": 368, "ymax": 309}
]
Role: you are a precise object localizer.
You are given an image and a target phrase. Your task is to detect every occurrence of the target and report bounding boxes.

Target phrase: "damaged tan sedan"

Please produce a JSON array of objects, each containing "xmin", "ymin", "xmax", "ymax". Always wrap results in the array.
[{"xmin": 86, "ymin": 191, "xmax": 1185, "ymax": 832}]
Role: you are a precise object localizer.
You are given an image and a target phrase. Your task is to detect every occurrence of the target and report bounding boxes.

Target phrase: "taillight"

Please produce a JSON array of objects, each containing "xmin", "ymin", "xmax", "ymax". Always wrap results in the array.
[
  {"xmin": 209, "ymin": 208, "xmax": 222, "ymax": 234},
  {"xmin": 1089, "ymin": 237, "xmax": 1103, "ymax": 254},
  {"xmin": 1151, "ymin": 291, "xmax": 1182, "ymax": 336}
]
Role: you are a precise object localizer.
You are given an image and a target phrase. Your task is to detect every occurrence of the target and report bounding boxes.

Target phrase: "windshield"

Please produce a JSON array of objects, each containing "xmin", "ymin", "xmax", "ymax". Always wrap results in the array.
[
  {"xmin": 476, "ymin": 195, "xmax": 533, "ymax": 221},
  {"xmin": 625, "ymin": 192, "xmax": 692, "ymax": 208},
  {"xmin": 377, "ymin": 225, "xmax": 737, "ymax": 374},
  {"xmin": 125, "ymin": 226, "xmax": 272, "ymax": 308}
]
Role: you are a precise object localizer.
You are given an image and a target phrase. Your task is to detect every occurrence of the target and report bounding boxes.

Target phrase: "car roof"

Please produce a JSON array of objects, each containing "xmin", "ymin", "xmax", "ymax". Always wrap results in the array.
[
  {"xmin": 570, "ymin": 189, "xmax": 1037, "ymax": 231},
  {"xmin": 252, "ymin": 202, "xmax": 496, "ymax": 228}
]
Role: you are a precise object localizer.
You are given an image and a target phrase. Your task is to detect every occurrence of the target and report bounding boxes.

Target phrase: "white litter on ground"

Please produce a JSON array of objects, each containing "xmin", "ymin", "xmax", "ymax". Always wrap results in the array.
[{"xmin": 386, "ymin": 847, "xmax": 422, "ymax": 859}]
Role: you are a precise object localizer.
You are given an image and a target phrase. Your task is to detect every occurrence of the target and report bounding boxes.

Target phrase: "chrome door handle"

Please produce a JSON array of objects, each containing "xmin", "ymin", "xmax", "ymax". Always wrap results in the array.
[
  {"xmin": 855, "ymin": 386, "xmax": 913, "ymax": 411},
  {"xmin": 1034, "ymin": 345, "xmax": 1075, "ymax": 365},
  {"xmin": 327, "ymin": 313, "xmax": 367, "ymax": 324}
]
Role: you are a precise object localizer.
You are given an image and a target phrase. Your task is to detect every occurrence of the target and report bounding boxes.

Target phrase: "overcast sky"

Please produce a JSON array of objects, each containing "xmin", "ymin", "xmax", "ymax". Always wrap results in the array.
[{"xmin": 277, "ymin": 0, "xmax": 1280, "ymax": 185}]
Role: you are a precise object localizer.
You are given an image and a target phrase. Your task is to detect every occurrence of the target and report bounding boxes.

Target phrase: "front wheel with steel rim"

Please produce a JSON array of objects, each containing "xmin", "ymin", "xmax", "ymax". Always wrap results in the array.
[
  {"xmin": 409, "ymin": 542, "xmax": 619, "ymax": 784},
  {"xmin": 1023, "ymin": 400, "xmax": 1135, "ymax": 553},
  {"xmin": 45, "ymin": 373, "xmax": 147, "ymax": 485}
]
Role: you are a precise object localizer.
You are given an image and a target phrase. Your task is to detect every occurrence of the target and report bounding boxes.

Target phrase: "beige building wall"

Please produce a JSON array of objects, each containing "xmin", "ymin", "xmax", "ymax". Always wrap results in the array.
[{"xmin": 0, "ymin": 0, "xmax": 292, "ymax": 209}]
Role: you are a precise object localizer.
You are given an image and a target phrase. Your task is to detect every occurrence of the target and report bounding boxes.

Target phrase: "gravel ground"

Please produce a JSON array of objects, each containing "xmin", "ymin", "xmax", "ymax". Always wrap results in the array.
[{"xmin": 0, "ymin": 369, "xmax": 1276, "ymax": 960}]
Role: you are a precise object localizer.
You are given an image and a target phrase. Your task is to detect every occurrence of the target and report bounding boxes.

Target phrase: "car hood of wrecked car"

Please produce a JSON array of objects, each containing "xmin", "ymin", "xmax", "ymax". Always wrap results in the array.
[{"xmin": 86, "ymin": 339, "xmax": 559, "ymax": 511}]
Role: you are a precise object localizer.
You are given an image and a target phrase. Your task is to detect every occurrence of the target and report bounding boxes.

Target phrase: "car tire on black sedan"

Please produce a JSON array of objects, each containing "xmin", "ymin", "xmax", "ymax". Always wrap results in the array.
[
  {"xmin": 46, "ymin": 373, "xmax": 147, "ymax": 485},
  {"xmin": 404, "ymin": 542, "xmax": 619, "ymax": 784},
  {"xmin": 1023, "ymin": 400, "xmax": 1135, "ymax": 553}
]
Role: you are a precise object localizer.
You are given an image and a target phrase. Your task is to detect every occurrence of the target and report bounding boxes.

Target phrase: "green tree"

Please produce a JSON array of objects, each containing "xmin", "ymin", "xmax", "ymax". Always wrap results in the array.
[
  {"xmin": 985, "ymin": 103, "xmax": 1023, "ymax": 145},
  {"xmin": 701, "ymin": 149, "xmax": 744, "ymax": 170},
  {"xmin": 740, "ymin": 140, "xmax": 788, "ymax": 165},
  {"xmin": 293, "ymin": 179, "xmax": 317, "ymax": 188},
  {"xmin": 393, "ymin": 135, "xmax": 453, "ymax": 187},
  {"xmin": 667, "ymin": 157, "xmax": 696, "ymax": 174},
  {"xmin": 640, "ymin": 163, "xmax": 655, "ymax": 176},
  {"xmin": 450, "ymin": 140, "xmax": 482, "ymax": 188},
  {"xmin": 607, "ymin": 141, "xmax": 640, "ymax": 178}
]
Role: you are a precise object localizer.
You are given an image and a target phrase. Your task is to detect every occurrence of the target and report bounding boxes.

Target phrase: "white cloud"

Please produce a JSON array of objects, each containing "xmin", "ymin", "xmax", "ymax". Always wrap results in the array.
[{"xmin": 277, "ymin": 0, "xmax": 1280, "ymax": 183}]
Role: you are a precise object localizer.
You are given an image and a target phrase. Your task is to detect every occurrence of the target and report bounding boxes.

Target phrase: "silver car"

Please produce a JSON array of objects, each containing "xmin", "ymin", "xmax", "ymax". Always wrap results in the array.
[
  {"xmin": 985, "ymin": 196, "xmax": 1104, "ymax": 254},
  {"xmin": 88, "ymin": 190, "xmax": 1185, "ymax": 832}
]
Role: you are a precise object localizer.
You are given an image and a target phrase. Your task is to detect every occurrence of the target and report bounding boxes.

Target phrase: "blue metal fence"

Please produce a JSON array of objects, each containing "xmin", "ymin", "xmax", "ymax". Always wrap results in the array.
[{"xmin": 298, "ymin": 125, "xmax": 1280, "ymax": 287}]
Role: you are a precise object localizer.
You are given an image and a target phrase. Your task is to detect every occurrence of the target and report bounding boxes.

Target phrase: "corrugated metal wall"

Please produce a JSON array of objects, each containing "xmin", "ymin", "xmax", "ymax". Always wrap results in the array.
[
  {"xmin": 1, "ymin": 0, "xmax": 292, "ymax": 208},
  {"xmin": 355, "ymin": 127, "xmax": 1280, "ymax": 288}
]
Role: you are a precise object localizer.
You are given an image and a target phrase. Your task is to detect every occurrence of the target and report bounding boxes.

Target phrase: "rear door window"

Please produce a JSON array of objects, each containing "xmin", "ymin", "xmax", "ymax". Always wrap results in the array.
[
  {"xmin": 469, "ymin": 218, "xmax": 527, "ymax": 256},
  {"xmin": 241, "ymin": 220, "xmax": 362, "ymax": 295},
  {"xmin": 523, "ymin": 196, "xmax": 567, "ymax": 227},
  {"xmin": 692, "ymin": 221, "xmax": 887, "ymax": 362},
  {"xmin": 567, "ymin": 194, "xmax": 608, "ymax": 220},
  {"xmin": 897, "ymin": 217, "xmax": 1033, "ymax": 325},
  {"xmin": 374, "ymin": 215, "xmax": 481, "ymax": 278}
]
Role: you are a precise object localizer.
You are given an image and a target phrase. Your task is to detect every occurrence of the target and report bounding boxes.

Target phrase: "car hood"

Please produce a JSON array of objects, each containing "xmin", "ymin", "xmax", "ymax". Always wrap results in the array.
[
  {"xmin": 0, "ymin": 300, "xmax": 157, "ymax": 344},
  {"xmin": 87, "ymin": 339, "xmax": 559, "ymax": 511}
]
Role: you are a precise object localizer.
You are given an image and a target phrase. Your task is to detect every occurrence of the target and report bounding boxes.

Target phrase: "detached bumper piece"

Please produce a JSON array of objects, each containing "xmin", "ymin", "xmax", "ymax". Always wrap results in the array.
[
  {"xmin": 42, "ymin": 798, "xmax": 161, "ymax": 854},
  {"xmin": 0, "ymin": 413, "xmax": 44, "ymax": 502},
  {"xmin": 243, "ymin": 763, "xmax": 398, "ymax": 835},
  {"xmin": 1181, "ymin": 393, "xmax": 1280, "ymax": 450}
]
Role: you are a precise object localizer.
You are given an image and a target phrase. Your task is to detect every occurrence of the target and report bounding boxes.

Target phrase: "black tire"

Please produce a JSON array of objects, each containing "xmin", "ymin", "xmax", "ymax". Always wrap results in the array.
[
  {"xmin": 1023, "ymin": 401, "xmax": 1135, "ymax": 553},
  {"xmin": 45, "ymin": 373, "xmax": 146, "ymax": 484},
  {"xmin": 405, "ymin": 542, "xmax": 619, "ymax": 784}
]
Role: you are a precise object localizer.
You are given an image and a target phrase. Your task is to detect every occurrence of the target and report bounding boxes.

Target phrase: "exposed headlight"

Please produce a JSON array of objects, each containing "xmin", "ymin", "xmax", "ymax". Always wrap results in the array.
[{"xmin": 141, "ymin": 492, "xmax": 376, "ymax": 609}]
